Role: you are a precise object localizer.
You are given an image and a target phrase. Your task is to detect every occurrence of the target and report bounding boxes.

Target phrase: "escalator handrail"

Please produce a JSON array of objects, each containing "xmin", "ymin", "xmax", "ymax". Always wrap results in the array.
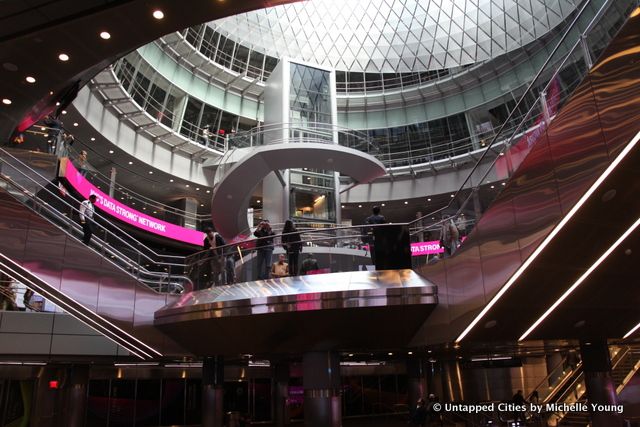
[
  {"xmin": 0, "ymin": 156, "xmax": 192, "ymax": 291},
  {"xmin": 406, "ymin": 0, "xmax": 616, "ymax": 230},
  {"xmin": 0, "ymin": 145, "xmax": 186, "ymax": 262},
  {"xmin": 0, "ymin": 172, "xmax": 191, "ymax": 293}
]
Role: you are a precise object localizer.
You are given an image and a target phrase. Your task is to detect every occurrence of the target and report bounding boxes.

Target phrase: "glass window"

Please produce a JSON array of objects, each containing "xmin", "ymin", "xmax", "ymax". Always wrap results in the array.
[
  {"xmin": 247, "ymin": 51, "xmax": 265, "ymax": 80},
  {"xmin": 232, "ymin": 45, "xmax": 250, "ymax": 73},
  {"xmin": 180, "ymin": 97, "xmax": 203, "ymax": 141}
]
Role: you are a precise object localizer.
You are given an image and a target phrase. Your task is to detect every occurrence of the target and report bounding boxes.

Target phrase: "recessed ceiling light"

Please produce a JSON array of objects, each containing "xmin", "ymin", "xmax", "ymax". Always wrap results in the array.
[
  {"xmin": 90, "ymin": 137, "xmax": 96, "ymax": 141},
  {"xmin": 73, "ymin": 122, "xmax": 78, "ymax": 127},
  {"xmin": 200, "ymin": 204, "xmax": 204, "ymax": 207},
  {"xmin": 490, "ymin": 185, "xmax": 495, "ymax": 189},
  {"xmin": 408, "ymin": 351, "xmax": 413, "ymax": 355},
  {"xmin": 61, "ymin": 110, "xmax": 67, "ymax": 115},
  {"xmin": 128, "ymin": 161, "xmax": 133, "ymax": 165},
  {"xmin": 58, "ymin": 53, "xmax": 69, "ymax": 61},
  {"xmin": 404, "ymin": 201, "xmax": 408, "ymax": 204},
  {"xmin": 108, "ymin": 150, "xmax": 114, "ymax": 154},
  {"xmin": 1, "ymin": 98, "xmax": 11, "ymax": 105},
  {"xmin": 148, "ymin": 171, "xmax": 153, "ymax": 174},
  {"xmin": 388, "ymin": 352, "xmax": 393, "ymax": 356},
  {"xmin": 55, "ymin": 102, "xmax": 60, "ymax": 106},
  {"xmin": 206, "ymin": 190, "xmax": 210, "ymax": 194},
  {"xmin": 341, "ymin": 205, "xmax": 344, "ymax": 208},
  {"xmin": 450, "ymin": 194, "xmax": 455, "ymax": 198},
  {"xmin": 186, "ymin": 184, "xmax": 190, "ymax": 188},
  {"xmin": 381, "ymin": 203, "xmax": 385, "ymax": 206},
  {"xmin": 99, "ymin": 31, "xmax": 111, "ymax": 40},
  {"xmin": 152, "ymin": 10, "xmax": 164, "ymax": 19},
  {"xmin": 196, "ymin": 187, "xmax": 200, "ymax": 191},
  {"xmin": 358, "ymin": 204, "xmax": 362, "ymax": 208},
  {"xmin": 257, "ymin": 199, "xmax": 261, "ymax": 203},
  {"xmin": 169, "ymin": 179, "xmax": 174, "ymax": 183},
  {"xmin": 25, "ymin": 76, "xmax": 36, "ymax": 83}
]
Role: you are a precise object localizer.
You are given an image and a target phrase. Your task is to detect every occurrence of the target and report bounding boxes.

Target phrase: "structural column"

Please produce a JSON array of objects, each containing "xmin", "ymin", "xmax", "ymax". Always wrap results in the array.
[
  {"xmin": 303, "ymin": 352, "xmax": 341, "ymax": 427},
  {"xmin": 407, "ymin": 358, "xmax": 427, "ymax": 418},
  {"xmin": 202, "ymin": 356, "xmax": 225, "ymax": 427},
  {"xmin": 579, "ymin": 340, "xmax": 623, "ymax": 427},
  {"xmin": 61, "ymin": 365, "xmax": 90, "ymax": 427},
  {"xmin": 273, "ymin": 361, "xmax": 291, "ymax": 427}
]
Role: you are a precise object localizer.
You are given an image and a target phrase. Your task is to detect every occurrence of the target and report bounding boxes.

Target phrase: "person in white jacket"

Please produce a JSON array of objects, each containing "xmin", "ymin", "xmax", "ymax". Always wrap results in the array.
[{"xmin": 79, "ymin": 194, "xmax": 97, "ymax": 245}]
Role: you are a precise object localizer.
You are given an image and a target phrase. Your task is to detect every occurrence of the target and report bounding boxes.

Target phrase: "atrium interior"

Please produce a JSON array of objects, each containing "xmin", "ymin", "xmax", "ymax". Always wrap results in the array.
[{"xmin": 0, "ymin": 0, "xmax": 639, "ymax": 426}]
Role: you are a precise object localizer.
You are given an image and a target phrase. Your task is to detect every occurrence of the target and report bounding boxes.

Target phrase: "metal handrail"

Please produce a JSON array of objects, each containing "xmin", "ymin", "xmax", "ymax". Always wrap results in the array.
[
  {"xmin": 0, "ymin": 170, "xmax": 190, "ymax": 293},
  {"xmin": 0, "ymin": 145, "xmax": 193, "ymax": 261},
  {"xmin": 407, "ymin": 0, "xmax": 620, "ymax": 235},
  {"xmin": 0, "ymin": 148, "xmax": 191, "ymax": 275}
]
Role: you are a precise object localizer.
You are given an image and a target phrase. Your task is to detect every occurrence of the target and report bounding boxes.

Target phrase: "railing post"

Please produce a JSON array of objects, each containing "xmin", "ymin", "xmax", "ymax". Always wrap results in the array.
[
  {"xmin": 540, "ymin": 90, "xmax": 551, "ymax": 127},
  {"xmin": 580, "ymin": 34, "xmax": 593, "ymax": 70}
]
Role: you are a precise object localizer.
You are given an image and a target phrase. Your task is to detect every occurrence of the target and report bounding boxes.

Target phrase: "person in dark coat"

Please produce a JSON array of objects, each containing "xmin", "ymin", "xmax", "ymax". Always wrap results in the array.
[
  {"xmin": 254, "ymin": 220, "xmax": 275, "ymax": 280},
  {"xmin": 281, "ymin": 220, "xmax": 302, "ymax": 276},
  {"xmin": 203, "ymin": 227, "xmax": 226, "ymax": 287},
  {"xmin": 364, "ymin": 205, "xmax": 386, "ymax": 265}
]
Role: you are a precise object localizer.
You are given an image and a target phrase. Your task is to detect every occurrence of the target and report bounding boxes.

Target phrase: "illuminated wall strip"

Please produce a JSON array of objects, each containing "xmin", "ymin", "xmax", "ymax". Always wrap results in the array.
[
  {"xmin": 624, "ymin": 322, "xmax": 640, "ymax": 339},
  {"xmin": 0, "ymin": 253, "xmax": 160, "ymax": 359},
  {"xmin": 455, "ymin": 129, "xmax": 640, "ymax": 343},
  {"xmin": 520, "ymin": 216, "xmax": 640, "ymax": 340}
]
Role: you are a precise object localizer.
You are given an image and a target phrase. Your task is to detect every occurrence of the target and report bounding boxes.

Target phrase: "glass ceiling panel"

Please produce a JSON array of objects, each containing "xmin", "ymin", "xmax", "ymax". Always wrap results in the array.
[{"xmin": 209, "ymin": 0, "xmax": 577, "ymax": 73}]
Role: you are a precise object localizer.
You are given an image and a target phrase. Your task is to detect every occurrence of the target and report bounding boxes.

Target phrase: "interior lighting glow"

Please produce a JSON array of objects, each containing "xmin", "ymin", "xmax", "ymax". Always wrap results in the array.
[
  {"xmin": 25, "ymin": 76, "xmax": 36, "ymax": 83},
  {"xmin": 1, "ymin": 98, "xmax": 11, "ymax": 105},
  {"xmin": 404, "ymin": 201, "xmax": 408, "ymax": 204},
  {"xmin": 73, "ymin": 122, "xmax": 78, "ymax": 127},
  {"xmin": 456, "ymin": 129, "xmax": 640, "ymax": 344},
  {"xmin": 624, "ymin": 321, "xmax": 640, "ymax": 339},
  {"xmin": 169, "ymin": 179, "xmax": 174, "ymax": 183},
  {"xmin": 100, "ymin": 31, "xmax": 111, "ymax": 40},
  {"xmin": 148, "ymin": 171, "xmax": 153, "ymax": 174},
  {"xmin": 520, "ymin": 216, "xmax": 640, "ymax": 341},
  {"xmin": 108, "ymin": 150, "xmax": 114, "ymax": 154},
  {"xmin": 128, "ymin": 161, "xmax": 133, "ymax": 165},
  {"xmin": 58, "ymin": 53, "xmax": 69, "ymax": 61},
  {"xmin": 152, "ymin": 10, "xmax": 164, "ymax": 19},
  {"xmin": 90, "ymin": 137, "xmax": 96, "ymax": 141},
  {"xmin": 61, "ymin": 110, "xmax": 67, "ymax": 115}
]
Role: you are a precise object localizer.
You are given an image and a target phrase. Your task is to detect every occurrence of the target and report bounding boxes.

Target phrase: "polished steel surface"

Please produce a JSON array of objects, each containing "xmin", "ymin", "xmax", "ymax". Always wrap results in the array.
[
  {"xmin": 156, "ymin": 269, "xmax": 436, "ymax": 320},
  {"xmin": 414, "ymin": 8, "xmax": 640, "ymax": 344},
  {"xmin": 155, "ymin": 270, "xmax": 437, "ymax": 355}
]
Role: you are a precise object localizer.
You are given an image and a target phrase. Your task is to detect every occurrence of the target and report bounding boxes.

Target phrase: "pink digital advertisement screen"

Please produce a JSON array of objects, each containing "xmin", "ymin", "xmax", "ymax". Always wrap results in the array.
[
  {"xmin": 60, "ymin": 159, "xmax": 204, "ymax": 246},
  {"xmin": 410, "ymin": 240, "xmax": 444, "ymax": 256}
]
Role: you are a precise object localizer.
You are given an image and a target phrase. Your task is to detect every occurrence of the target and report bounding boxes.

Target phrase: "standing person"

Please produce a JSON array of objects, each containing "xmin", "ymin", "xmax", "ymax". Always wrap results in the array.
[
  {"xmin": 76, "ymin": 150, "xmax": 89, "ymax": 178},
  {"xmin": 281, "ymin": 220, "xmax": 302, "ymax": 276},
  {"xmin": 439, "ymin": 215, "xmax": 460, "ymax": 257},
  {"xmin": 203, "ymin": 227, "xmax": 226, "ymax": 287},
  {"xmin": 271, "ymin": 254, "xmax": 289, "ymax": 278},
  {"xmin": 410, "ymin": 398, "xmax": 428, "ymax": 426},
  {"xmin": 79, "ymin": 194, "xmax": 97, "ymax": 245},
  {"xmin": 364, "ymin": 205, "xmax": 386, "ymax": 265},
  {"xmin": 254, "ymin": 220, "xmax": 275, "ymax": 280}
]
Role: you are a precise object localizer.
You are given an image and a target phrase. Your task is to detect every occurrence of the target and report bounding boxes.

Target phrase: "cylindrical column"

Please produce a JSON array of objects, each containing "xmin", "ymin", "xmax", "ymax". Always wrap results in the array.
[
  {"xmin": 202, "ymin": 356, "xmax": 225, "ymax": 427},
  {"xmin": 31, "ymin": 365, "xmax": 62, "ymax": 427},
  {"xmin": 407, "ymin": 358, "xmax": 427, "ymax": 418},
  {"xmin": 61, "ymin": 365, "xmax": 90, "ymax": 427},
  {"xmin": 303, "ymin": 352, "xmax": 341, "ymax": 427},
  {"xmin": 579, "ymin": 340, "xmax": 623, "ymax": 427},
  {"xmin": 273, "ymin": 362, "xmax": 290, "ymax": 427}
]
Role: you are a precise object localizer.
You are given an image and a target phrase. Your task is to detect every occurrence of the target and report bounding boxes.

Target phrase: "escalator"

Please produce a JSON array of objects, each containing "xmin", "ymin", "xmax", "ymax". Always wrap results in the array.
[{"xmin": 0, "ymin": 147, "xmax": 189, "ymax": 359}]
